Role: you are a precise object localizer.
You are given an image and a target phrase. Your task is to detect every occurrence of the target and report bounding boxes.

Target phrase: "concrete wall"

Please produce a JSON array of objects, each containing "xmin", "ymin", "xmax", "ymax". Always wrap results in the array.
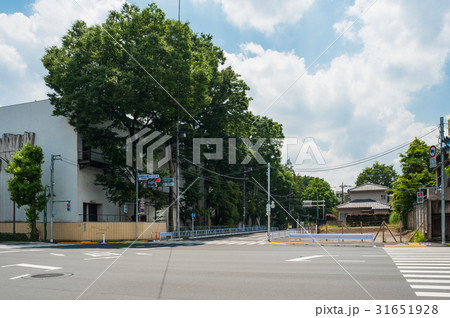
[
  {"xmin": 0, "ymin": 222, "xmax": 166, "ymax": 241},
  {"xmin": 0, "ymin": 100, "xmax": 78, "ymax": 222},
  {"xmin": 350, "ymin": 191, "xmax": 388, "ymax": 203},
  {"xmin": 0, "ymin": 100, "xmax": 121, "ymax": 223}
]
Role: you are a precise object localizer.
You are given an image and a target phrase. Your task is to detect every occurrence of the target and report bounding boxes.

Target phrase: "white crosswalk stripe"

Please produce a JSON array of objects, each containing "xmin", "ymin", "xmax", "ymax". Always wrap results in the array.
[
  {"xmin": 385, "ymin": 247, "xmax": 450, "ymax": 298},
  {"xmin": 204, "ymin": 240, "xmax": 267, "ymax": 246}
]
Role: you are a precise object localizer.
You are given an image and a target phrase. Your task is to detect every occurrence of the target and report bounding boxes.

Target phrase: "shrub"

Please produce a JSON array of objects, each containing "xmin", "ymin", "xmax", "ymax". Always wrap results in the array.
[
  {"xmin": 389, "ymin": 212, "xmax": 401, "ymax": 225},
  {"xmin": 414, "ymin": 230, "xmax": 426, "ymax": 242},
  {"xmin": 0, "ymin": 232, "xmax": 30, "ymax": 242}
]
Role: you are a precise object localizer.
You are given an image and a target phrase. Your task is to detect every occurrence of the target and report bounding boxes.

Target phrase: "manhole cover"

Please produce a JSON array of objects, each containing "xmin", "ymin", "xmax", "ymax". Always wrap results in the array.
[{"xmin": 25, "ymin": 273, "xmax": 73, "ymax": 279}]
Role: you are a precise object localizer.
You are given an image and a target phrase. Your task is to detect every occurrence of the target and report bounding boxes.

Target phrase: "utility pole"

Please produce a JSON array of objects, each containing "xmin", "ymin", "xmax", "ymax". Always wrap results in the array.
[
  {"xmin": 176, "ymin": 0, "xmax": 181, "ymax": 233},
  {"xmin": 136, "ymin": 171, "xmax": 139, "ymax": 240},
  {"xmin": 440, "ymin": 117, "xmax": 446, "ymax": 245},
  {"xmin": 243, "ymin": 169, "xmax": 246, "ymax": 230},
  {"xmin": 267, "ymin": 163, "xmax": 271, "ymax": 240},
  {"xmin": 50, "ymin": 154, "xmax": 61, "ymax": 243},
  {"xmin": 339, "ymin": 182, "xmax": 351, "ymax": 204}
]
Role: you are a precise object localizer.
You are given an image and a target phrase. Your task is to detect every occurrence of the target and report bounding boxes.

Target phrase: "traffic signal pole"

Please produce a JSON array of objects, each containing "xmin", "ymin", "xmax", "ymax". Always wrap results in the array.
[{"xmin": 440, "ymin": 117, "xmax": 446, "ymax": 245}]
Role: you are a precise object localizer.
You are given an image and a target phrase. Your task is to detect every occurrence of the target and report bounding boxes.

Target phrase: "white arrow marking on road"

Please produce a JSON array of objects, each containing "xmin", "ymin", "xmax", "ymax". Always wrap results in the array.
[
  {"xmin": 2, "ymin": 263, "xmax": 61, "ymax": 271},
  {"xmin": 136, "ymin": 253, "xmax": 153, "ymax": 256},
  {"xmin": 337, "ymin": 260, "xmax": 366, "ymax": 263},
  {"xmin": 286, "ymin": 255, "xmax": 329, "ymax": 262},
  {"xmin": 50, "ymin": 253, "xmax": 65, "ymax": 257},
  {"xmin": 10, "ymin": 274, "xmax": 30, "ymax": 280}
]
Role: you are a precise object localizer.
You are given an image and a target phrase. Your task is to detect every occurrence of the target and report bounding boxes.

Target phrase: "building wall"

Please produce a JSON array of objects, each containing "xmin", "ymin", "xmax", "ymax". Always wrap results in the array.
[
  {"xmin": 350, "ymin": 191, "xmax": 388, "ymax": 203},
  {"xmin": 0, "ymin": 100, "xmax": 78, "ymax": 222},
  {"xmin": 0, "ymin": 100, "xmax": 120, "ymax": 223}
]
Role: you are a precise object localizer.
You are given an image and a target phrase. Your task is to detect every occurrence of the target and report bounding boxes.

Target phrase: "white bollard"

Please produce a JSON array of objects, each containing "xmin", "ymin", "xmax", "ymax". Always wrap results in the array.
[{"xmin": 102, "ymin": 233, "xmax": 105, "ymax": 244}]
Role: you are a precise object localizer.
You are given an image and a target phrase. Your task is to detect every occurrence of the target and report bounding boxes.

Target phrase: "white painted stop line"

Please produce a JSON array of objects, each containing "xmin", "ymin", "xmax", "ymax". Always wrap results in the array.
[
  {"xmin": 2, "ymin": 263, "xmax": 61, "ymax": 271},
  {"xmin": 286, "ymin": 255, "xmax": 327, "ymax": 262}
]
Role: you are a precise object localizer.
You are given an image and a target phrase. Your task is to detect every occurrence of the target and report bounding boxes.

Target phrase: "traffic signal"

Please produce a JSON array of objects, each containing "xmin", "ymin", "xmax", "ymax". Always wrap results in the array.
[
  {"xmin": 147, "ymin": 176, "xmax": 161, "ymax": 189},
  {"xmin": 442, "ymin": 136, "xmax": 450, "ymax": 153},
  {"xmin": 67, "ymin": 201, "xmax": 71, "ymax": 212},
  {"xmin": 417, "ymin": 191, "xmax": 424, "ymax": 204}
]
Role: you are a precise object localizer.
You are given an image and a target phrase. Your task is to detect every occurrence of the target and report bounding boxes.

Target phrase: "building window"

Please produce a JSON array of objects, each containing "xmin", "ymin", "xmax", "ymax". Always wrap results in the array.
[{"xmin": 381, "ymin": 194, "xmax": 387, "ymax": 201}]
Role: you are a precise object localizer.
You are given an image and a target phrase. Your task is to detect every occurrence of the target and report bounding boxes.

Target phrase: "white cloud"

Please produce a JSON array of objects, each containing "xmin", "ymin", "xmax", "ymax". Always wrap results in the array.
[
  {"xmin": 0, "ymin": 0, "xmax": 124, "ymax": 106},
  {"xmin": 225, "ymin": 0, "xmax": 450, "ymax": 185},
  {"xmin": 196, "ymin": 0, "xmax": 315, "ymax": 35}
]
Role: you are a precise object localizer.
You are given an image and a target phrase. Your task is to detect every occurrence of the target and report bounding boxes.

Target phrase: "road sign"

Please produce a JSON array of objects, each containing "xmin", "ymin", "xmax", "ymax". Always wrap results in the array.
[
  {"xmin": 138, "ymin": 174, "xmax": 160, "ymax": 181},
  {"xmin": 191, "ymin": 213, "xmax": 196, "ymax": 218},
  {"xmin": 429, "ymin": 145, "xmax": 437, "ymax": 158},
  {"xmin": 430, "ymin": 156, "xmax": 437, "ymax": 168},
  {"xmin": 162, "ymin": 177, "xmax": 175, "ymax": 187}
]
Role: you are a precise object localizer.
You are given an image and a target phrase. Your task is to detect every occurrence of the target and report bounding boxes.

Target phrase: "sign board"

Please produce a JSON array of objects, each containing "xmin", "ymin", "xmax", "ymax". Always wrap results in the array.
[
  {"xmin": 303, "ymin": 200, "xmax": 312, "ymax": 207},
  {"xmin": 191, "ymin": 213, "xmax": 196, "ymax": 218},
  {"xmin": 430, "ymin": 156, "xmax": 437, "ymax": 168},
  {"xmin": 429, "ymin": 145, "xmax": 437, "ymax": 158},
  {"xmin": 162, "ymin": 177, "xmax": 175, "ymax": 187},
  {"xmin": 138, "ymin": 174, "xmax": 160, "ymax": 181}
]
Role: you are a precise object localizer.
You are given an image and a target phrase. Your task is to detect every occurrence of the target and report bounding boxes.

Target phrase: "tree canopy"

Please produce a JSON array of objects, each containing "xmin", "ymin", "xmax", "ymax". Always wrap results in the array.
[
  {"xmin": 5, "ymin": 143, "xmax": 46, "ymax": 239},
  {"xmin": 392, "ymin": 138, "xmax": 435, "ymax": 217},
  {"xmin": 355, "ymin": 161, "xmax": 398, "ymax": 188},
  {"xmin": 41, "ymin": 3, "xmax": 293, "ymax": 228}
]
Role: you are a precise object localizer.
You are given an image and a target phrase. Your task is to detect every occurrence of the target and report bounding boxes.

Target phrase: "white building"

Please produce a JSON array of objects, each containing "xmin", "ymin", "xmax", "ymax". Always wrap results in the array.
[{"xmin": 0, "ymin": 100, "xmax": 120, "ymax": 223}]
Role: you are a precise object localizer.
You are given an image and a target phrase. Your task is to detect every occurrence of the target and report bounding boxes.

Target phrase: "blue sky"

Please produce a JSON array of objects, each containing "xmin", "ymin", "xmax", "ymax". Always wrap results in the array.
[{"xmin": 1, "ymin": 0, "xmax": 449, "ymax": 189}]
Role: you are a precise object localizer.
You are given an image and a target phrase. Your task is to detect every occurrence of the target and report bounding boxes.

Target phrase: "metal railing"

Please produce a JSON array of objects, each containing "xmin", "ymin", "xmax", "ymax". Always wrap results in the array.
[{"xmin": 164, "ymin": 226, "xmax": 277, "ymax": 239}]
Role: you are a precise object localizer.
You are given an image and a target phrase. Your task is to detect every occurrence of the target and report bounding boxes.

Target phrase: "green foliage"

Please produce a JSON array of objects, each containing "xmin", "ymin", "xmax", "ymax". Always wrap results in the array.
[
  {"xmin": 0, "ymin": 232, "xmax": 30, "ymax": 242},
  {"xmin": 392, "ymin": 138, "xmax": 435, "ymax": 218},
  {"xmin": 301, "ymin": 177, "xmax": 339, "ymax": 216},
  {"xmin": 414, "ymin": 230, "xmax": 425, "ymax": 242},
  {"xmin": 5, "ymin": 143, "xmax": 46, "ymax": 239},
  {"xmin": 355, "ymin": 161, "xmax": 398, "ymax": 188},
  {"xmin": 389, "ymin": 212, "xmax": 401, "ymax": 224}
]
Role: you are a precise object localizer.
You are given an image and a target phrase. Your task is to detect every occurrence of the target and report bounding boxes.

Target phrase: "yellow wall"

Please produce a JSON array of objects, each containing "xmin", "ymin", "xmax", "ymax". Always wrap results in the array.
[{"xmin": 0, "ymin": 222, "xmax": 166, "ymax": 241}]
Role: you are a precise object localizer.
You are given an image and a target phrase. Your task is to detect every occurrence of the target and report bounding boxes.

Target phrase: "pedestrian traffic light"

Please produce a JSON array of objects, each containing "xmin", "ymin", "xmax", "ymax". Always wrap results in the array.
[
  {"xmin": 147, "ymin": 176, "xmax": 161, "ymax": 189},
  {"xmin": 67, "ymin": 201, "xmax": 71, "ymax": 212},
  {"xmin": 417, "ymin": 191, "xmax": 424, "ymax": 204}
]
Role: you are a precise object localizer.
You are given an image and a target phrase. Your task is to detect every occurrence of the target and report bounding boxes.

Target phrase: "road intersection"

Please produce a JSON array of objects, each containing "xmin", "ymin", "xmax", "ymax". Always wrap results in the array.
[{"xmin": 0, "ymin": 233, "xmax": 448, "ymax": 300}]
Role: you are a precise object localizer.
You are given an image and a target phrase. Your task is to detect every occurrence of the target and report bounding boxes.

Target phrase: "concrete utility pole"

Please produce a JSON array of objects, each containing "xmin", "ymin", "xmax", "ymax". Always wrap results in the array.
[
  {"xmin": 136, "ymin": 171, "xmax": 139, "ymax": 240},
  {"xmin": 50, "ymin": 154, "xmax": 61, "ymax": 243},
  {"xmin": 267, "ymin": 163, "xmax": 271, "ymax": 240},
  {"xmin": 243, "ymin": 169, "xmax": 246, "ymax": 229},
  {"xmin": 440, "ymin": 117, "xmax": 446, "ymax": 245}
]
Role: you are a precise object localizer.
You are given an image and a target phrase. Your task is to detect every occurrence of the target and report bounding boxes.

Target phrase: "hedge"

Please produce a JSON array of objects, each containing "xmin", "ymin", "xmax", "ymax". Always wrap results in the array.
[{"xmin": 0, "ymin": 232, "xmax": 30, "ymax": 242}]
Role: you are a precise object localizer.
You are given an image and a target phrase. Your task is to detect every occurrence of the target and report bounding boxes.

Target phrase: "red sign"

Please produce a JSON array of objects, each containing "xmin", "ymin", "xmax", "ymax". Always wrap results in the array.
[{"xmin": 429, "ymin": 145, "xmax": 437, "ymax": 158}]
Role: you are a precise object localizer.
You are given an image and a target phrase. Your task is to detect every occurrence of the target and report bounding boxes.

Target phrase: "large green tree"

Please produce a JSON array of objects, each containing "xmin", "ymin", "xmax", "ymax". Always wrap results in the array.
[
  {"xmin": 5, "ymin": 143, "xmax": 46, "ymax": 239},
  {"xmin": 355, "ymin": 161, "xmax": 398, "ymax": 188},
  {"xmin": 392, "ymin": 138, "xmax": 435, "ymax": 217},
  {"xmin": 41, "ymin": 3, "xmax": 286, "ymax": 228}
]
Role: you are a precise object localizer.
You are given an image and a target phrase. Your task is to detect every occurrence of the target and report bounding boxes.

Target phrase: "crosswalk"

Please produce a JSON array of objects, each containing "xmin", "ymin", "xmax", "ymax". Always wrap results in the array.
[{"xmin": 384, "ymin": 247, "xmax": 450, "ymax": 298}]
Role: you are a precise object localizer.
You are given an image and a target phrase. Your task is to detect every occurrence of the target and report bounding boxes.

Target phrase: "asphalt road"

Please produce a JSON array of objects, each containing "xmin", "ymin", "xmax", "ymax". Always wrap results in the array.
[{"xmin": 0, "ymin": 233, "xmax": 444, "ymax": 300}]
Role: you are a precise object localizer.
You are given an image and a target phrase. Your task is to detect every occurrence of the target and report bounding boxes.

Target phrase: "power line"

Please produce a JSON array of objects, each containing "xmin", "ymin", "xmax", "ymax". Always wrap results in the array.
[{"xmin": 294, "ymin": 126, "xmax": 439, "ymax": 172}]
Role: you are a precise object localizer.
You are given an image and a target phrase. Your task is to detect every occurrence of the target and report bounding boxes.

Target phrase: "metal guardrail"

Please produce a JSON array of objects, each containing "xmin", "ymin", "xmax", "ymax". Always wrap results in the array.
[
  {"xmin": 163, "ymin": 226, "xmax": 276, "ymax": 239},
  {"xmin": 289, "ymin": 233, "xmax": 375, "ymax": 247}
]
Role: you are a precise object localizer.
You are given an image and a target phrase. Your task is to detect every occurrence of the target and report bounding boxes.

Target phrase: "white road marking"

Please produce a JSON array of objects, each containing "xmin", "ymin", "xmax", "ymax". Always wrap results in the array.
[
  {"xmin": 415, "ymin": 291, "xmax": 450, "ymax": 298},
  {"xmin": 0, "ymin": 250, "xmax": 42, "ymax": 254},
  {"xmin": 136, "ymin": 253, "xmax": 152, "ymax": 256},
  {"xmin": 394, "ymin": 260, "xmax": 450, "ymax": 263},
  {"xmin": 50, "ymin": 253, "xmax": 65, "ymax": 257},
  {"xmin": 83, "ymin": 252, "xmax": 120, "ymax": 257},
  {"xmin": 396, "ymin": 263, "xmax": 450, "ymax": 266},
  {"xmin": 2, "ymin": 263, "xmax": 61, "ymax": 271},
  {"xmin": 401, "ymin": 270, "xmax": 450, "ymax": 274},
  {"xmin": 410, "ymin": 285, "xmax": 450, "ymax": 290},
  {"xmin": 84, "ymin": 256, "xmax": 120, "ymax": 261},
  {"xmin": 286, "ymin": 255, "xmax": 326, "ymax": 262},
  {"xmin": 363, "ymin": 255, "xmax": 388, "ymax": 257},
  {"xmin": 398, "ymin": 266, "xmax": 450, "ymax": 270},
  {"xmin": 403, "ymin": 274, "xmax": 450, "ymax": 278},
  {"xmin": 406, "ymin": 279, "xmax": 450, "ymax": 284},
  {"xmin": 10, "ymin": 274, "xmax": 30, "ymax": 280},
  {"xmin": 337, "ymin": 260, "xmax": 365, "ymax": 263}
]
